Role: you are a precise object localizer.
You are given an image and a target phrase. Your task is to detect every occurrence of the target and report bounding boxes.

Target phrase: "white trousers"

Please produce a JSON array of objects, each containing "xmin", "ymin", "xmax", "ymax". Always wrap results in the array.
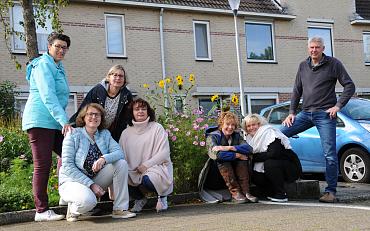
[{"xmin": 59, "ymin": 159, "xmax": 129, "ymax": 215}]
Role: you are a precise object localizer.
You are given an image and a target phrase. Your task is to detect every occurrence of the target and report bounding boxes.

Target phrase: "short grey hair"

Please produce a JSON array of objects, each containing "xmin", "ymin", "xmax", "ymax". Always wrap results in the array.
[
  {"xmin": 308, "ymin": 36, "xmax": 325, "ymax": 47},
  {"xmin": 241, "ymin": 113, "xmax": 268, "ymax": 133}
]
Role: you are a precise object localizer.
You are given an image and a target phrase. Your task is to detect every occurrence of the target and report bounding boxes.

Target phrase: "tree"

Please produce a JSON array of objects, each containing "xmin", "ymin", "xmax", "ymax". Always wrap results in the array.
[{"xmin": 0, "ymin": 0, "xmax": 68, "ymax": 69}]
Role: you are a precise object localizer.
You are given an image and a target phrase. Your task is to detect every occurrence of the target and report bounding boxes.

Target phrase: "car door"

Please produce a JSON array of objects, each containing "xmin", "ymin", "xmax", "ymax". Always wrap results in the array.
[{"xmin": 264, "ymin": 104, "xmax": 326, "ymax": 173}]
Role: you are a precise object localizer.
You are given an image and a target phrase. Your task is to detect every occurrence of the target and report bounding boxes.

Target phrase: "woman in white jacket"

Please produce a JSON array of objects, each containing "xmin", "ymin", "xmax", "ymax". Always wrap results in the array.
[
  {"xmin": 59, "ymin": 103, "xmax": 136, "ymax": 221},
  {"xmin": 119, "ymin": 98, "xmax": 173, "ymax": 213}
]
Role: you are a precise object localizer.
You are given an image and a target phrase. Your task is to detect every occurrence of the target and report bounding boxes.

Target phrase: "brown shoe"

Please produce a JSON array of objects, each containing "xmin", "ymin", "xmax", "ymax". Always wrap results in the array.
[
  {"xmin": 231, "ymin": 192, "xmax": 247, "ymax": 204},
  {"xmin": 319, "ymin": 192, "xmax": 338, "ymax": 203},
  {"xmin": 245, "ymin": 192, "xmax": 258, "ymax": 203}
]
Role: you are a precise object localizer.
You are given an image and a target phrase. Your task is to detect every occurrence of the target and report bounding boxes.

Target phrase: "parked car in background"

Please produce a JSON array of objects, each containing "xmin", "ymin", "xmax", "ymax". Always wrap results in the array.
[{"xmin": 260, "ymin": 98, "xmax": 370, "ymax": 183}]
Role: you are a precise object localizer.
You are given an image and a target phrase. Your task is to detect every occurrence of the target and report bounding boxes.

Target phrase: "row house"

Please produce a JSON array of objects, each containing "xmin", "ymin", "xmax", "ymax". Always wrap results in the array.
[{"xmin": 0, "ymin": 0, "xmax": 369, "ymax": 116}]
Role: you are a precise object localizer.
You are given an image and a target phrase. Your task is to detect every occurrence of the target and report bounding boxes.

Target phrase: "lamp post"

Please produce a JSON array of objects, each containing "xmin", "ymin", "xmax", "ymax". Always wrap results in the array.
[{"xmin": 228, "ymin": 0, "xmax": 247, "ymax": 116}]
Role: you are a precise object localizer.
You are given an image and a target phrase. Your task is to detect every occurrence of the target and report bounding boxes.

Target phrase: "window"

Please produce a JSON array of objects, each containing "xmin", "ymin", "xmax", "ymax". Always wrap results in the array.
[
  {"xmin": 174, "ymin": 97, "xmax": 184, "ymax": 114},
  {"xmin": 105, "ymin": 14, "xmax": 126, "ymax": 57},
  {"xmin": 198, "ymin": 98, "xmax": 219, "ymax": 115},
  {"xmin": 246, "ymin": 94, "xmax": 278, "ymax": 114},
  {"xmin": 10, "ymin": 4, "xmax": 52, "ymax": 53},
  {"xmin": 245, "ymin": 21, "xmax": 276, "ymax": 62},
  {"xmin": 193, "ymin": 21, "xmax": 211, "ymax": 60},
  {"xmin": 308, "ymin": 25, "xmax": 333, "ymax": 56},
  {"xmin": 364, "ymin": 32, "xmax": 370, "ymax": 65}
]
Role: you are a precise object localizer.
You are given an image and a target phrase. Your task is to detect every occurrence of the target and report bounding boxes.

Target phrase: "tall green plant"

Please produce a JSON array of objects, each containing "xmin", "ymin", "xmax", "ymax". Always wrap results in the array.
[{"xmin": 0, "ymin": 80, "xmax": 18, "ymax": 121}]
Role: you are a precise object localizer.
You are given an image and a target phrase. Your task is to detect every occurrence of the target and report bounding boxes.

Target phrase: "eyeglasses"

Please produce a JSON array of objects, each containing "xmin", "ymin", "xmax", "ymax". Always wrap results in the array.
[
  {"xmin": 86, "ymin": 112, "xmax": 101, "ymax": 118},
  {"xmin": 110, "ymin": 73, "xmax": 124, "ymax": 78},
  {"xmin": 52, "ymin": 44, "xmax": 69, "ymax": 51}
]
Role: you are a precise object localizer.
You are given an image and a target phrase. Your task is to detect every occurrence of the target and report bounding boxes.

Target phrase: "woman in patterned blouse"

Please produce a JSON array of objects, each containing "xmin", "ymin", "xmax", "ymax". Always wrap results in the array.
[{"xmin": 59, "ymin": 103, "xmax": 136, "ymax": 221}]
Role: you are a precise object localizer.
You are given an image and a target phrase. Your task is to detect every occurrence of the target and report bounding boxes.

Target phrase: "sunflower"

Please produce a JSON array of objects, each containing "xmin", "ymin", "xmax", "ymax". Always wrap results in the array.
[
  {"xmin": 189, "ymin": 74, "xmax": 195, "ymax": 84},
  {"xmin": 231, "ymin": 94, "xmax": 239, "ymax": 106},
  {"xmin": 211, "ymin": 94, "xmax": 219, "ymax": 102},
  {"xmin": 143, "ymin": 83, "xmax": 150, "ymax": 89},
  {"xmin": 158, "ymin": 80, "xmax": 165, "ymax": 89},
  {"xmin": 165, "ymin": 77, "xmax": 171, "ymax": 83}
]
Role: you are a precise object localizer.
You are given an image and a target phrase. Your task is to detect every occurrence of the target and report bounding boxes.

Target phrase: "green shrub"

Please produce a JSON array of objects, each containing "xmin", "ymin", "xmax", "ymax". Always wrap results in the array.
[
  {"xmin": 0, "ymin": 157, "xmax": 59, "ymax": 212},
  {"xmin": 0, "ymin": 118, "xmax": 32, "ymax": 172},
  {"xmin": 0, "ymin": 81, "xmax": 19, "ymax": 121},
  {"xmin": 161, "ymin": 109, "xmax": 216, "ymax": 193}
]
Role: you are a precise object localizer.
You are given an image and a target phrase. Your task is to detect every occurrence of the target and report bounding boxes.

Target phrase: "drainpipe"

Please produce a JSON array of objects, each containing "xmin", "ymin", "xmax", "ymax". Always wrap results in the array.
[{"xmin": 159, "ymin": 8, "xmax": 168, "ymax": 108}]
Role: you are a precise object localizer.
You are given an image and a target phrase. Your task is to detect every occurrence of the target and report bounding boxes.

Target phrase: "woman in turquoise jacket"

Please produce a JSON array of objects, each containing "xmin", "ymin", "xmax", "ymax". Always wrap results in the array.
[{"xmin": 22, "ymin": 32, "xmax": 72, "ymax": 222}]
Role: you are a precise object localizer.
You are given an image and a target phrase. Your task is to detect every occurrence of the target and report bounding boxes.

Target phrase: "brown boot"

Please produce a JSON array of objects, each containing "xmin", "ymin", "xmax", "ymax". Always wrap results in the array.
[
  {"xmin": 235, "ymin": 161, "xmax": 258, "ymax": 203},
  {"xmin": 218, "ymin": 162, "xmax": 247, "ymax": 204}
]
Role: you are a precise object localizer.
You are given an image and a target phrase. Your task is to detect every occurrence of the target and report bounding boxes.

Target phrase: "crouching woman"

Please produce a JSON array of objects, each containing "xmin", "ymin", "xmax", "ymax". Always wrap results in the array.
[
  {"xmin": 242, "ymin": 114, "xmax": 302, "ymax": 202},
  {"xmin": 199, "ymin": 111, "xmax": 257, "ymax": 203},
  {"xmin": 59, "ymin": 103, "xmax": 136, "ymax": 221}
]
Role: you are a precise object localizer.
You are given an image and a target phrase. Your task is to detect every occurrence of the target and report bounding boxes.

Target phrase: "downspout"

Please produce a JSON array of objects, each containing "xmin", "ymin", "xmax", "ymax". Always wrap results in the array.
[{"xmin": 159, "ymin": 8, "xmax": 168, "ymax": 108}]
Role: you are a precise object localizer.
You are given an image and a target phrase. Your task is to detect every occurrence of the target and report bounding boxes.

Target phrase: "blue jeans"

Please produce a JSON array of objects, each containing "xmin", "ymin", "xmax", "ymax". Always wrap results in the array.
[
  {"xmin": 280, "ymin": 110, "xmax": 338, "ymax": 194},
  {"xmin": 129, "ymin": 175, "xmax": 158, "ymax": 200}
]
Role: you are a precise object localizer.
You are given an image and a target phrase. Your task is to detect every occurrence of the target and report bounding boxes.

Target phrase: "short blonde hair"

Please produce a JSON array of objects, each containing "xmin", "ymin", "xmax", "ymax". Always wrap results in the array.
[
  {"xmin": 241, "ymin": 113, "xmax": 267, "ymax": 132},
  {"xmin": 105, "ymin": 64, "xmax": 128, "ymax": 85},
  {"xmin": 218, "ymin": 111, "xmax": 239, "ymax": 130},
  {"xmin": 76, "ymin": 103, "xmax": 107, "ymax": 130}
]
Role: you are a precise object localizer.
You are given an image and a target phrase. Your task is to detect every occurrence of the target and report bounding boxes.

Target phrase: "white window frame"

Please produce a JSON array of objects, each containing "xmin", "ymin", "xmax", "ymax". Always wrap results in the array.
[
  {"xmin": 193, "ymin": 20, "xmax": 212, "ymax": 61},
  {"xmin": 245, "ymin": 20, "xmax": 276, "ymax": 63},
  {"xmin": 246, "ymin": 94, "xmax": 278, "ymax": 114},
  {"xmin": 9, "ymin": 4, "xmax": 52, "ymax": 53},
  {"xmin": 307, "ymin": 22, "xmax": 334, "ymax": 57},
  {"xmin": 104, "ymin": 14, "xmax": 127, "ymax": 58},
  {"xmin": 16, "ymin": 93, "xmax": 77, "ymax": 117},
  {"xmin": 363, "ymin": 32, "xmax": 370, "ymax": 65}
]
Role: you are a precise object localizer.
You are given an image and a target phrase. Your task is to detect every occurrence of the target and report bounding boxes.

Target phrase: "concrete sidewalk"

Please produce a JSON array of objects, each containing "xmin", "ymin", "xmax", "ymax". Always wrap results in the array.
[{"xmin": 1, "ymin": 180, "xmax": 369, "ymax": 226}]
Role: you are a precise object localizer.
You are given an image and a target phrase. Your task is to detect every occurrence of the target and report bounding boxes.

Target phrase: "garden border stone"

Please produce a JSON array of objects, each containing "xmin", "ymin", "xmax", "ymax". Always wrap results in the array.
[{"xmin": 0, "ymin": 180, "xmax": 320, "ymax": 225}]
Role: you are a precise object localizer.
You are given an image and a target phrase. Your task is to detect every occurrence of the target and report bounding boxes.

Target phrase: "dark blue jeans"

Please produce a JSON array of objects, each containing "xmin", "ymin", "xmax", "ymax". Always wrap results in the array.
[
  {"xmin": 129, "ymin": 175, "xmax": 157, "ymax": 200},
  {"xmin": 280, "ymin": 110, "xmax": 337, "ymax": 194}
]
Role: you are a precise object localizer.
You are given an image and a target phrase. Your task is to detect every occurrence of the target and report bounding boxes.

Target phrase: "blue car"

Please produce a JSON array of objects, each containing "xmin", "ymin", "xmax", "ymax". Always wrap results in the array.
[{"xmin": 260, "ymin": 98, "xmax": 370, "ymax": 183}]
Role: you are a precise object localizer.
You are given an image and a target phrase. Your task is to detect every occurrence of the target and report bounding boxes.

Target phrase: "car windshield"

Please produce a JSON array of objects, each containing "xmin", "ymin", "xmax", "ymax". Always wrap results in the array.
[{"xmin": 341, "ymin": 99, "xmax": 370, "ymax": 120}]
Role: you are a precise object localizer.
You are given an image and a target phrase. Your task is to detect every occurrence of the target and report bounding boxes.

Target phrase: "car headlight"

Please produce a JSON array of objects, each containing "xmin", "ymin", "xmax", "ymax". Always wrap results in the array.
[{"xmin": 360, "ymin": 123, "xmax": 370, "ymax": 133}]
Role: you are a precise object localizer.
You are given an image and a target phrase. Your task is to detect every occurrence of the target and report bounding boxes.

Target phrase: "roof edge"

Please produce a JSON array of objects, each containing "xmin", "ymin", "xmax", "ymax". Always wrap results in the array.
[
  {"xmin": 351, "ymin": 19, "xmax": 370, "ymax": 25},
  {"xmin": 74, "ymin": 0, "xmax": 296, "ymax": 20}
]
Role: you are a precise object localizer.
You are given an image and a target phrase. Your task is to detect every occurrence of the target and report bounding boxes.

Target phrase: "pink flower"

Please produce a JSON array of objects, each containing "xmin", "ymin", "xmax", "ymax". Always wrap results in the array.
[
  {"xmin": 193, "ymin": 124, "xmax": 199, "ymax": 131},
  {"xmin": 173, "ymin": 127, "xmax": 179, "ymax": 132},
  {"xmin": 0, "ymin": 135, "xmax": 3, "ymax": 143},
  {"xmin": 195, "ymin": 117, "xmax": 204, "ymax": 123},
  {"xmin": 171, "ymin": 136, "xmax": 177, "ymax": 141},
  {"xmin": 200, "ymin": 141, "xmax": 206, "ymax": 146},
  {"xmin": 194, "ymin": 135, "xmax": 198, "ymax": 140},
  {"xmin": 203, "ymin": 124, "xmax": 209, "ymax": 129},
  {"xmin": 193, "ymin": 141, "xmax": 199, "ymax": 145},
  {"xmin": 186, "ymin": 131, "xmax": 191, "ymax": 136}
]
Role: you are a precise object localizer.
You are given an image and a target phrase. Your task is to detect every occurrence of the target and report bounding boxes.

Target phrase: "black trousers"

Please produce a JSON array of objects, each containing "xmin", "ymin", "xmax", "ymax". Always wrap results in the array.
[{"xmin": 252, "ymin": 159, "xmax": 299, "ymax": 197}]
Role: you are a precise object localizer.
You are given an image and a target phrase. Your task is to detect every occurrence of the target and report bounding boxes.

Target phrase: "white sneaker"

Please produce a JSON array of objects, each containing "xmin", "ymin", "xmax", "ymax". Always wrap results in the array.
[
  {"xmin": 156, "ymin": 196, "xmax": 168, "ymax": 212},
  {"xmin": 131, "ymin": 198, "xmax": 148, "ymax": 213},
  {"xmin": 112, "ymin": 210, "xmax": 136, "ymax": 219},
  {"xmin": 66, "ymin": 203, "xmax": 79, "ymax": 222},
  {"xmin": 34, "ymin": 210, "xmax": 65, "ymax": 222}
]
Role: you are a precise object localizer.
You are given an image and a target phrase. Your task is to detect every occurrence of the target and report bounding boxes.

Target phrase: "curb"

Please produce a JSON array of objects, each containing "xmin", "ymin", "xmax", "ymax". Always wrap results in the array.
[{"xmin": 0, "ymin": 192, "xmax": 198, "ymax": 226}]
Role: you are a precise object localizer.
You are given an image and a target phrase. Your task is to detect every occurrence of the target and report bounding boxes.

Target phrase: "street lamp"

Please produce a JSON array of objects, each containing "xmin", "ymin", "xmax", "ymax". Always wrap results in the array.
[{"xmin": 228, "ymin": 0, "xmax": 247, "ymax": 116}]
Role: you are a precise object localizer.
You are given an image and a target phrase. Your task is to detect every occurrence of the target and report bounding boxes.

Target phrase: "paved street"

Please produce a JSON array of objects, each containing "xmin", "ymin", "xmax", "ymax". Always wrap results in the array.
[{"xmin": 2, "ymin": 200, "xmax": 370, "ymax": 231}]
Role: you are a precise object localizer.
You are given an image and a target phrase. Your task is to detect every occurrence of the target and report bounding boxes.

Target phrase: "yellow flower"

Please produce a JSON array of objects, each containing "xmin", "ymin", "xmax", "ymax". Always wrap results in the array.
[
  {"xmin": 211, "ymin": 94, "xmax": 219, "ymax": 102},
  {"xmin": 158, "ymin": 80, "xmax": 165, "ymax": 89},
  {"xmin": 168, "ymin": 87, "xmax": 174, "ymax": 94},
  {"xmin": 231, "ymin": 94, "xmax": 239, "ymax": 106},
  {"xmin": 165, "ymin": 77, "xmax": 171, "ymax": 83},
  {"xmin": 189, "ymin": 74, "xmax": 195, "ymax": 83},
  {"xmin": 143, "ymin": 83, "xmax": 150, "ymax": 89},
  {"xmin": 176, "ymin": 75, "xmax": 183, "ymax": 83}
]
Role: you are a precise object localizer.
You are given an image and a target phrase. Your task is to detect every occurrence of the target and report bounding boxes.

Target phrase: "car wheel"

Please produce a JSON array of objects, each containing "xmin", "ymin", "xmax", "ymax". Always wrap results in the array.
[{"xmin": 340, "ymin": 148, "xmax": 370, "ymax": 183}]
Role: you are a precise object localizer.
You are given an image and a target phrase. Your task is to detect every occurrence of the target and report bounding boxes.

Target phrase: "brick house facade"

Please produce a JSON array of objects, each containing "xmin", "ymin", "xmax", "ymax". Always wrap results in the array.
[{"xmin": 0, "ymin": 0, "xmax": 369, "ymax": 117}]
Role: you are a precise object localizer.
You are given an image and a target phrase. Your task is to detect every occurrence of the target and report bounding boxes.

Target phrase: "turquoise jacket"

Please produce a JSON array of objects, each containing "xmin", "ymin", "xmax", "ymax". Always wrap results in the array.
[
  {"xmin": 59, "ymin": 127, "xmax": 125, "ymax": 187},
  {"xmin": 22, "ymin": 52, "xmax": 70, "ymax": 131}
]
